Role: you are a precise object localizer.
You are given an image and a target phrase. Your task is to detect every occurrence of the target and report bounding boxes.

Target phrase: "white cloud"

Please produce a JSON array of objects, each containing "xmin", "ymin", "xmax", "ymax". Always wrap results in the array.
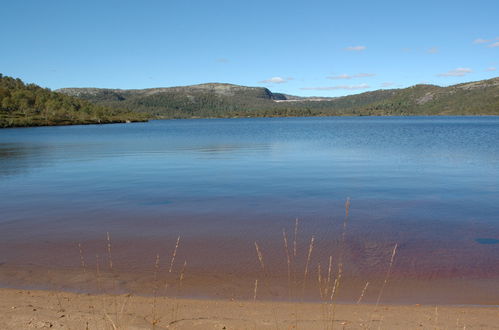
[
  {"xmin": 437, "ymin": 68, "xmax": 473, "ymax": 77},
  {"xmin": 488, "ymin": 42, "xmax": 499, "ymax": 48},
  {"xmin": 300, "ymin": 84, "xmax": 370, "ymax": 91},
  {"xmin": 473, "ymin": 38, "xmax": 490, "ymax": 44},
  {"xmin": 327, "ymin": 73, "xmax": 375, "ymax": 79},
  {"xmin": 259, "ymin": 77, "xmax": 293, "ymax": 84},
  {"xmin": 381, "ymin": 82, "xmax": 395, "ymax": 87},
  {"xmin": 345, "ymin": 45, "xmax": 366, "ymax": 51},
  {"xmin": 486, "ymin": 67, "xmax": 497, "ymax": 71},
  {"xmin": 427, "ymin": 47, "xmax": 439, "ymax": 54}
]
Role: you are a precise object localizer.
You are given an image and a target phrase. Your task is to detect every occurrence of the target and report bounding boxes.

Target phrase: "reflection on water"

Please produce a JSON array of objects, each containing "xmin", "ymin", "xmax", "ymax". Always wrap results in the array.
[
  {"xmin": 0, "ymin": 117, "xmax": 498, "ymax": 303},
  {"xmin": 0, "ymin": 143, "xmax": 55, "ymax": 177}
]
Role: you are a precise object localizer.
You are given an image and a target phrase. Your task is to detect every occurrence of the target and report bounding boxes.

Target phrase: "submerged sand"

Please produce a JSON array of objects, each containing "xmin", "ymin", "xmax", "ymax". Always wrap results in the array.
[{"xmin": 1, "ymin": 288, "xmax": 498, "ymax": 329}]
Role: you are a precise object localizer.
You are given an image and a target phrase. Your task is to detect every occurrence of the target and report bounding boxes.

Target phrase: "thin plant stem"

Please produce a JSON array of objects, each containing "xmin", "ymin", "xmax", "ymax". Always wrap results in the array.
[
  {"xmin": 169, "ymin": 236, "xmax": 180, "ymax": 273},
  {"xmin": 302, "ymin": 235, "xmax": 315, "ymax": 293},
  {"xmin": 357, "ymin": 281, "xmax": 369, "ymax": 304},
  {"xmin": 282, "ymin": 229, "xmax": 291, "ymax": 299}
]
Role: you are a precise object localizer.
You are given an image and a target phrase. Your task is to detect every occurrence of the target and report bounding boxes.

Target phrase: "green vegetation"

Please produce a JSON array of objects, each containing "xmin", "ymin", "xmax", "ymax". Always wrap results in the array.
[
  {"xmin": 0, "ymin": 74, "xmax": 147, "ymax": 128},
  {"xmin": 58, "ymin": 77, "xmax": 499, "ymax": 119},
  {"xmin": 2, "ymin": 73, "xmax": 497, "ymax": 128}
]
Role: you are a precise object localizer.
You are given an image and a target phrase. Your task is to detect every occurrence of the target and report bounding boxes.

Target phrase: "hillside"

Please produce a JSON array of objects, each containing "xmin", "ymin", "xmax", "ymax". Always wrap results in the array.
[
  {"xmin": 0, "ymin": 74, "xmax": 147, "ymax": 128},
  {"xmin": 57, "ymin": 77, "xmax": 499, "ymax": 118}
]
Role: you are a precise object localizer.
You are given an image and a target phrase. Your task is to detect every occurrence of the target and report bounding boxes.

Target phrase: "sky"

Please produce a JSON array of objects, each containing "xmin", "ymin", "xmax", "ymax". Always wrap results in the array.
[{"xmin": 1, "ymin": 0, "xmax": 498, "ymax": 97}]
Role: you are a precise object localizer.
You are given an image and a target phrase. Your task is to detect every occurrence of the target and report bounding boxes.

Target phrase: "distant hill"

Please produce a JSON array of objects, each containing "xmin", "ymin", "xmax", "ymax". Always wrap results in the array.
[
  {"xmin": 0, "ymin": 74, "xmax": 146, "ymax": 128},
  {"xmin": 58, "ymin": 77, "xmax": 499, "ymax": 118}
]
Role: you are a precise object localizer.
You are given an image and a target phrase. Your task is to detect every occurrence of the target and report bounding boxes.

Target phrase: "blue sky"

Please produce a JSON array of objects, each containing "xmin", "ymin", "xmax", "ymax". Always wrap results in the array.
[{"xmin": 1, "ymin": 0, "xmax": 498, "ymax": 97}]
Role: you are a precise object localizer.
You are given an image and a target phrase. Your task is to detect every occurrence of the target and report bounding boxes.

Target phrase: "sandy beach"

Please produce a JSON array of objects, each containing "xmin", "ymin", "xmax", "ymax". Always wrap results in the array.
[{"xmin": 0, "ymin": 288, "xmax": 498, "ymax": 329}]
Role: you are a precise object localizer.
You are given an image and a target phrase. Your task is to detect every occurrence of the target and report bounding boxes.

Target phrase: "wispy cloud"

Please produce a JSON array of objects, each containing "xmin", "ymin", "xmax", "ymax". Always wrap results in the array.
[
  {"xmin": 327, "ymin": 73, "xmax": 375, "ymax": 79},
  {"xmin": 259, "ymin": 77, "xmax": 293, "ymax": 84},
  {"xmin": 427, "ymin": 47, "xmax": 439, "ymax": 54},
  {"xmin": 345, "ymin": 45, "xmax": 366, "ymax": 51},
  {"xmin": 300, "ymin": 84, "xmax": 370, "ymax": 91},
  {"xmin": 437, "ymin": 67, "xmax": 473, "ymax": 77},
  {"xmin": 473, "ymin": 38, "xmax": 491, "ymax": 44},
  {"xmin": 216, "ymin": 58, "xmax": 230, "ymax": 63},
  {"xmin": 473, "ymin": 38, "xmax": 499, "ymax": 47},
  {"xmin": 381, "ymin": 82, "xmax": 395, "ymax": 87},
  {"xmin": 487, "ymin": 67, "xmax": 497, "ymax": 71}
]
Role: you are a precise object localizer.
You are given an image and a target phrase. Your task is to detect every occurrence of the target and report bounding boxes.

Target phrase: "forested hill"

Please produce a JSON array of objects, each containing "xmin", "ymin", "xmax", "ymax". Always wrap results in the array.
[
  {"xmin": 0, "ymin": 74, "xmax": 147, "ymax": 128},
  {"xmin": 58, "ymin": 77, "xmax": 499, "ymax": 118}
]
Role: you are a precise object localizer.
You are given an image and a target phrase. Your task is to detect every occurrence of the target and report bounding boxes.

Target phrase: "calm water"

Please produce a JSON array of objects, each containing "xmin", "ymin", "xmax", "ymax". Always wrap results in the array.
[{"xmin": 1, "ymin": 116, "xmax": 499, "ymax": 303}]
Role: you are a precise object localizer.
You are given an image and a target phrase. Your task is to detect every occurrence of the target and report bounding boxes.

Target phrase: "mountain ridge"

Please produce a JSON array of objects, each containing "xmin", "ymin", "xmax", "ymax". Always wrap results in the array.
[{"xmin": 56, "ymin": 77, "xmax": 499, "ymax": 118}]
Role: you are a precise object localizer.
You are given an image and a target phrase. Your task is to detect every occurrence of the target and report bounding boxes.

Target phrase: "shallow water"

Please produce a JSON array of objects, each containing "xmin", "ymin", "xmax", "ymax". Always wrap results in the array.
[{"xmin": 1, "ymin": 116, "xmax": 498, "ymax": 304}]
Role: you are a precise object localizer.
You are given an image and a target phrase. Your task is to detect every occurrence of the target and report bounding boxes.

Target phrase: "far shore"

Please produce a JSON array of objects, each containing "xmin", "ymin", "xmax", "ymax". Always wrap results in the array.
[{"xmin": 1, "ymin": 288, "xmax": 498, "ymax": 329}]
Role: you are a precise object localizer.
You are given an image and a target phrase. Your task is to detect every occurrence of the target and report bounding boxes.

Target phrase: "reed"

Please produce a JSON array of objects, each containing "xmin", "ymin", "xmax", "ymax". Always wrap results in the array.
[
  {"xmin": 329, "ymin": 262, "xmax": 343, "ymax": 330},
  {"xmin": 325, "ymin": 255, "xmax": 333, "ymax": 298},
  {"xmin": 293, "ymin": 218, "xmax": 299, "ymax": 293},
  {"xmin": 169, "ymin": 235, "xmax": 180, "ymax": 273},
  {"xmin": 172, "ymin": 260, "xmax": 187, "ymax": 322},
  {"xmin": 356, "ymin": 281, "xmax": 369, "ymax": 304},
  {"xmin": 78, "ymin": 242, "xmax": 86, "ymax": 273},
  {"xmin": 317, "ymin": 263, "xmax": 323, "ymax": 300},
  {"xmin": 152, "ymin": 253, "xmax": 160, "ymax": 327},
  {"xmin": 374, "ymin": 243, "xmax": 398, "ymax": 307},
  {"xmin": 293, "ymin": 218, "xmax": 299, "ymax": 258},
  {"xmin": 254, "ymin": 241, "xmax": 265, "ymax": 272},
  {"xmin": 106, "ymin": 232, "xmax": 113, "ymax": 271},
  {"xmin": 95, "ymin": 254, "xmax": 101, "ymax": 292},
  {"xmin": 368, "ymin": 243, "xmax": 399, "ymax": 329},
  {"xmin": 302, "ymin": 235, "xmax": 315, "ymax": 292},
  {"xmin": 282, "ymin": 228, "xmax": 291, "ymax": 298},
  {"xmin": 253, "ymin": 279, "xmax": 258, "ymax": 301}
]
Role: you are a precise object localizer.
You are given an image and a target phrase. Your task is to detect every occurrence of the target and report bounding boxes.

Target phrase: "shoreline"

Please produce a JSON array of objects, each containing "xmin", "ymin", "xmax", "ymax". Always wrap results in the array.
[
  {"xmin": 1, "ymin": 288, "xmax": 498, "ymax": 329},
  {"xmin": 1, "ymin": 262, "xmax": 499, "ymax": 307},
  {"xmin": 3, "ymin": 114, "xmax": 499, "ymax": 129}
]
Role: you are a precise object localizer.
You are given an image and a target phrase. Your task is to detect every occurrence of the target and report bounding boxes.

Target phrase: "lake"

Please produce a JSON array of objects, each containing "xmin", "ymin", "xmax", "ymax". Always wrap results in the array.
[{"xmin": 1, "ymin": 116, "xmax": 498, "ymax": 304}]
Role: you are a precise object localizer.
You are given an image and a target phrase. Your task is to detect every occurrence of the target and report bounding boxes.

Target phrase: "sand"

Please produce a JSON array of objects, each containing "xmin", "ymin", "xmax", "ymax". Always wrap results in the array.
[{"xmin": 1, "ymin": 288, "xmax": 498, "ymax": 329}]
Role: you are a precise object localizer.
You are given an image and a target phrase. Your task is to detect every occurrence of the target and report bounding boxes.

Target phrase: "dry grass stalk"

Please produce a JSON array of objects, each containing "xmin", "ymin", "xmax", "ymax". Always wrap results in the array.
[
  {"xmin": 179, "ymin": 260, "xmax": 187, "ymax": 285},
  {"xmin": 318, "ymin": 263, "xmax": 323, "ymax": 299},
  {"xmin": 339, "ymin": 198, "xmax": 351, "ymax": 262},
  {"xmin": 173, "ymin": 260, "xmax": 187, "ymax": 322},
  {"xmin": 368, "ymin": 243, "xmax": 398, "ymax": 330},
  {"xmin": 357, "ymin": 281, "xmax": 369, "ymax": 304},
  {"xmin": 328, "ymin": 263, "xmax": 343, "ymax": 330},
  {"xmin": 293, "ymin": 218, "xmax": 299, "ymax": 290},
  {"xmin": 104, "ymin": 233, "xmax": 119, "ymax": 326},
  {"xmin": 253, "ymin": 279, "xmax": 258, "ymax": 301},
  {"xmin": 154, "ymin": 254, "xmax": 161, "ymax": 280},
  {"xmin": 169, "ymin": 235, "xmax": 180, "ymax": 273},
  {"xmin": 95, "ymin": 254, "xmax": 101, "ymax": 292},
  {"xmin": 374, "ymin": 243, "xmax": 398, "ymax": 307},
  {"xmin": 324, "ymin": 255, "xmax": 333, "ymax": 298},
  {"xmin": 104, "ymin": 312, "xmax": 118, "ymax": 330},
  {"xmin": 254, "ymin": 242, "xmax": 265, "ymax": 272},
  {"xmin": 329, "ymin": 263, "xmax": 343, "ymax": 301},
  {"xmin": 106, "ymin": 232, "xmax": 113, "ymax": 270},
  {"xmin": 302, "ymin": 235, "xmax": 315, "ymax": 292},
  {"xmin": 282, "ymin": 229, "xmax": 291, "ymax": 298},
  {"xmin": 152, "ymin": 253, "xmax": 161, "ymax": 326},
  {"xmin": 78, "ymin": 242, "xmax": 86, "ymax": 273},
  {"xmin": 293, "ymin": 218, "xmax": 299, "ymax": 258},
  {"xmin": 345, "ymin": 197, "xmax": 351, "ymax": 218}
]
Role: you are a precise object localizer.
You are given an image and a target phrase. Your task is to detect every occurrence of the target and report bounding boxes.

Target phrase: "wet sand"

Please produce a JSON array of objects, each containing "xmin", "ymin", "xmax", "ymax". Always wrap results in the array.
[{"xmin": 1, "ymin": 288, "xmax": 498, "ymax": 329}]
